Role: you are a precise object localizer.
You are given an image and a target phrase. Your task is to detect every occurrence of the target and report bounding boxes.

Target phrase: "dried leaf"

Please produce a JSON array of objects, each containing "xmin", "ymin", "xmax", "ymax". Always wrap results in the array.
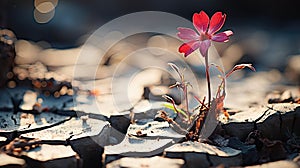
[
  {"xmin": 223, "ymin": 109, "xmax": 230, "ymax": 120},
  {"xmin": 226, "ymin": 64, "xmax": 256, "ymax": 78},
  {"xmin": 199, "ymin": 97, "xmax": 222, "ymax": 140}
]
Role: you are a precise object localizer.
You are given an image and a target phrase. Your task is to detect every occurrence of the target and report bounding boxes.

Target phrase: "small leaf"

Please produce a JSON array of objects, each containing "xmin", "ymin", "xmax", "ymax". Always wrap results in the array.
[
  {"xmin": 162, "ymin": 95, "xmax": 174, "ymax": 103},
  {"xmin": 168, "ymin": 62, "xmax": 183, "ymax": 80},
  {"xmin": 226, "ymin": 64, "xmax": 256, "ymax": 78},
  {"xmin": 162, "ymin": 95, "xmax": 189, "ymax": 119},
  {"xmin": 162, "ymin": 102, "xmax": 188, "ymax": 118}
]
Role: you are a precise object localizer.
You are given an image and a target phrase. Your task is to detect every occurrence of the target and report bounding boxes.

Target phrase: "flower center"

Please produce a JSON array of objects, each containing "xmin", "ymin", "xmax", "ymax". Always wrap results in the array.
[{"xmin": 200, "ymin": 33, "xmax": 211, "ymax": 41}]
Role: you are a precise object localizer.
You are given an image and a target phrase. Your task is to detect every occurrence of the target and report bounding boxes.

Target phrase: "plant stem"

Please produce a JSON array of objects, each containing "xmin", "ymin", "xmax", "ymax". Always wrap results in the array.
[
  {"xmin": 183, "ymin": 84, "xmax": 190, "ymax": 123},
  {"xmin": 204, "ymin": 55, "xmax": 211, "ymax": 108}
]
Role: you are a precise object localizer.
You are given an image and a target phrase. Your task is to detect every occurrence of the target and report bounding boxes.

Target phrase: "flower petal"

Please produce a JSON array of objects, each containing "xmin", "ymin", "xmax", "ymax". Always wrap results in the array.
[
  {"xmin": 208, "ymin": 12, "xmax": 226, "ymax": 35},
  {"xmin": 178, "ymin": 41, "xmax": 200, "ymax": 57},
  {"xmin": 193, "ymin": 11, "xmax": 209, "ymax": 34},
  {"xmin": 199, "ymin": 40, "xmax": 211, "ymax": 57},
  {"xmin": 177, "ymin": 27, "xmax": 200, "ymax": 40},
  {"xmin": 211, "ymin": 30, "xmax": 233, "ymax": 42},
  {"xmin": 224, "ymin": 30, "xmax": 233, "ymax": 36}
]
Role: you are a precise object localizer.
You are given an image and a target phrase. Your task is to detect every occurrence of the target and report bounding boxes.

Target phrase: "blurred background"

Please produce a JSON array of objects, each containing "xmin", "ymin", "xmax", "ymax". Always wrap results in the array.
[
  {"xmin": 1, "ymin": 0, "xmax": 300, "ymax": 85},
  {"xmin": 0, "ymin": 0, "xmax": 300, "ymax": 113},
  {"xmin": 1, "ymin": 0, "xmax": 299, "ymax": 46}
]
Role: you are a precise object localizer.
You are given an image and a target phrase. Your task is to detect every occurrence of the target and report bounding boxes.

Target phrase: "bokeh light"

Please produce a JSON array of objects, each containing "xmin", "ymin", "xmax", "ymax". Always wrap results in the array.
[
  {"xmin": 35, "ymin": 2, "xmax": 55, "ymax": 13},
  {"xmin": 34, "ymin": 8, "xmax": 55, "ymax": 24},
  {"xmin": 34, "ymin": 0, "xmax": 58, "ymax": 8},
  {"xmin": 33, "ymin": 0, "xmax": 58, "ymax": 24}
]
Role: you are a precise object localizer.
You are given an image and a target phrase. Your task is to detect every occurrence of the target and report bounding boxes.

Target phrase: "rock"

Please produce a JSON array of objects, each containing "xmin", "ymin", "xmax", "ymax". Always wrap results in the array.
[
  {"xmin": 22, "ymin": 144, "xmax": 81, "ymax": 168},
  {"xmin": 267, "ymin": 90, "xmax": 295, "ymax": 104},
  {"xmin": 244, "ymin": 130, "xmax": 288, "ymax": 163},
  {"xmin": 261, "ymin": 140, "xmax": 287, "ymax": 162},
  {"xmin": 20, "ymin": 116, "xmax": 110, "ymax": 168},
  {"xmin": 266, "ymin": 91, "xmax": 282, "ymax": 104},
  {"xmin": 228, "ymin": 137, "xmax": 259, "ymax": 165},
  {"xmin": 21, "ymin": 116, "xmax": 109, "ymax": 141},
  {"xmin": 70, "ymin": 137, "xmax": 105, "ymax": 168},
  {"xmin": 245, "ymin": 160, "xmax": 299, "ymax": 168},
  {"xmin": 109, "ymin": 114, "xmax": 131, "ymax": 135},
  {"xmin": 164, "ymin": 141, "xmax": 242, "ymax": 168},
  {"xmin": 0, "ymin": 111, "xmax": 71, "ymax": 140},
  {"xmin": 222, "ymin": 103, "xmax": 300, "ymax": 140},
  {"xmin": 104, "ymin": 136, "xmax": 174, "ymax": 164},
  {"xmin": 221, "ymin": 105, "xmax": 272, "ymax": 140},
  {"xmin": 132, "ymin": 101, "xmax": 178, "ymax": 120},
  {"xmin": 106, "ymin": 101, "xmax": 185, "ymax": 165},
  {"xmin": 0, "ymin": 153, "xmax": 26, "ymax": 168},
  {"xmin": 280, "ymin": 90, "xmax": 294, "ymax": 102},
  {"xmin": 127, "ymin": 120, "xmax": 185, "ymax": 140},
  {"xmin": 109, "ymin": 100, "xmax": 178, "ymax": 136},
  {"xmin": 2, "ymin": 137, "xmax": 81, "ymax": 168},
  {"xmin": 0, "ymin": 136, "xmax": 7, "ymax": 147},
  {"xmin": 268, "ymin": 103, "xmax": 300, "ymax": 139},
  {"xmin": 106, "ymin": 156, "xmax": 184, "ymax": 168}
]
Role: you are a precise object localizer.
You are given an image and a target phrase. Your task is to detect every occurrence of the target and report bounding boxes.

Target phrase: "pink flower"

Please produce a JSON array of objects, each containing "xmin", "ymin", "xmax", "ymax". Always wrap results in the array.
[{"xmin": 177, "ymin": 11, "xmax": 233, "ymax": 57}]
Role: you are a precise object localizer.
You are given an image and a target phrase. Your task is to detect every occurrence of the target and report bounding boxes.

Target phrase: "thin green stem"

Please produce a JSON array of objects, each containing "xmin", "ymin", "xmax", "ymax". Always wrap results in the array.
[{"xmin": 205, "ymin": 55, "xmax": 211, "ymax": 108}]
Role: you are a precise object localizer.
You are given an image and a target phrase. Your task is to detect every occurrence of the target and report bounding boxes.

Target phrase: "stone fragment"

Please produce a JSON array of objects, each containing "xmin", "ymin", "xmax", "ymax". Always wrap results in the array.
[
  {"xmin": 127, "ymin": 120, "xmax": 185, "ymax": 141},
  {"xmin": 21, "ymin": 117, "xmax": 108, "ymax": 141},
  {"xmin": 0, "ymin": 111, "xmax": 70, "ymax": 131},
  {"xmin": 20, "ymin": 116, "xmax": 109, "ymax": 168},
  {"xmin": 0, "ymin": 153, "xmax": 26, "ymax": 168},
  {"xmin": 104, "ymin": 136, "xmax": 174, "ymax": 164},
  {"xmin": 164, "ymin": 141, "xmax": 242, "ymax": 168},
  {"xmin": 228, "ymin": 137, "xmax": 259, "ymax": 165},
  {"xmin": 106, "ymin": 156, "xmax": 184, "ymax": 168},
  {"xmin": 23, "ymin": 144, "xmax": 81, "ymax": 168},
  {"xmin": 222, "ymin": 103, "xmax": 300, "ymax": 140}
]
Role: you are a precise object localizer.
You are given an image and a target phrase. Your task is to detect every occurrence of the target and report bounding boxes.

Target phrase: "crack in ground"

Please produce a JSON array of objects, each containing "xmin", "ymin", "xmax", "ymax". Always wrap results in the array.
[
  {"xmin": 266, "ymin": 105, "xmax": 299, "ymax": 136},
  {"xmin": 0, "ymin": 108, "xmax": 108, "ymax": 121},
  {"xmin": 252, "ymin": 108, "xmax": 271, "ymax": 131},
  {"xmin": 205, "ymin": 153, "xmax": 213, "ymax": 167},
  {"xmin": 291, "ymin": 113, "xmax": 297, "ymax": 135},
  {"xmin": 254, "ymin": 108, "xmax": 271, "ymax": 124},
  {"xmin": 10, "ymin": 115, "xmax": 17, "ymax": 125},
  {"xmin": 0, "ymin": 116, "xmax": 73, "ymax": 141},
  {"xmin": 278, "ymin": 112, "xmax": 283, "ymax": 136}
]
